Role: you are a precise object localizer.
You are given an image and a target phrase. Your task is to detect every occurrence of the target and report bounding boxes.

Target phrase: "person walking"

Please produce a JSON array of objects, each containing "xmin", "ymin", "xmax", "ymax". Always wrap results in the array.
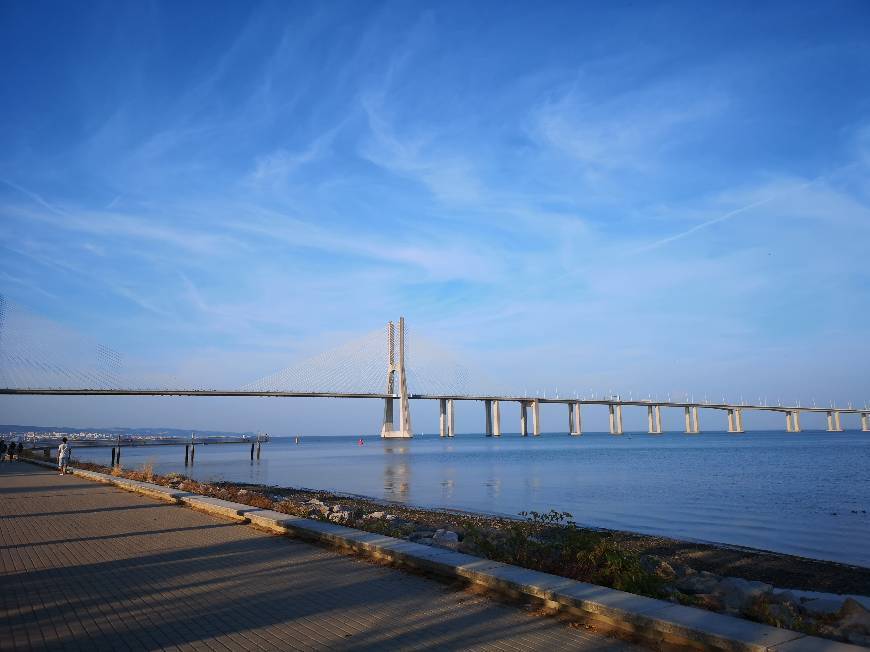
[
  {"xmin": 7, "ymin": 441, "xmax": 15, "ymax": 461},
  {"xmin": 57, "ymin": 438, "xmax": 71, "ymax": 475}
]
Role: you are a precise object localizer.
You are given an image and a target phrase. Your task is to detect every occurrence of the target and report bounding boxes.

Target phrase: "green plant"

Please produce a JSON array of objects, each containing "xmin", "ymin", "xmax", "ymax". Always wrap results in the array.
[{"xmin": 463, "ymin": 510, "xmax": 662, "ymax": 598}]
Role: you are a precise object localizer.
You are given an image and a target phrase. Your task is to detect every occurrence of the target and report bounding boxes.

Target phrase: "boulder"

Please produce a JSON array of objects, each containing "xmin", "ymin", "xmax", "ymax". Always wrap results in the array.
[
  {"xmin": 675, "ymin": 571, "xmax": 721, "ymax": 595},
  {"xmin": 769, "ymin": 590, "xmax": 799, "ymax": 606},
  {"xmin": 800, "ymin": 596, "xmax": 848, "ymax": 617},
  {"xmin": 306, "ymin": 499, "xmax": 330, "ymax": 515},
  {"xmin": 671, "ymin": 565, "xmax": 695, "ymax": 579},
  {"xmin": 328, "ymin": 510, "xmax": 352, "ymax": 523},
  {"xmin": 837, "ymin": 598, "xmax": 870, "ymax": 634},
  {"xmin": 640, "ymin": 555, "xmax": 676, "ymax": 580},
  {"xmin": 693, "ymin": 593, "xmax": 725, "ymax": 611},
  {"xmin": 766, "ymin": 602, "xmax": 800, "ymax": 629},
  {"xmin": 364, "ymin": 511, "xmax": 387, "ymax": 520},
  {"xmin": 715, "ymin": 577, "xmax": 772, "ymax": 613},
  {"xmin": 433, "ymin": 529, "xmax": 461, "ymax": 550},
  {"xmin": 409, "ymin": 530, "xmax": 436, "ymax": 542}
]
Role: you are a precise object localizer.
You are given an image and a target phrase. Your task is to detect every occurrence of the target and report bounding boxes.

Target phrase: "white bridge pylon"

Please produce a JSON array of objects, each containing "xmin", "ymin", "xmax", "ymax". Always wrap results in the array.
[{"xmin": 381, "ymin": 317, "xmax": 412, "ymax": 439}]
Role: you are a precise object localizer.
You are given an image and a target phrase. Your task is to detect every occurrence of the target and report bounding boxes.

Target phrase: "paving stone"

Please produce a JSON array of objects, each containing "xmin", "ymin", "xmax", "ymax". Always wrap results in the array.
[{"xmin": 1, "ymin": 462, "xmax": 637, "ymax": 651}]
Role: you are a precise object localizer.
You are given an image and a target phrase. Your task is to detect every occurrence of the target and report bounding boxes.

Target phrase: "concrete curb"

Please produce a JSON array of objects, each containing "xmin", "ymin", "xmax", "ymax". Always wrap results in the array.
[{"xmin": 21, "ymin": 458, "xmax": 863, "ymax": 652}]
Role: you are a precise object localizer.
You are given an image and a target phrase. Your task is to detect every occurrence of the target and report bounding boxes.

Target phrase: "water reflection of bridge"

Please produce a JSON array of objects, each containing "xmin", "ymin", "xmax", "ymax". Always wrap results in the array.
[{"xmin": 382, "ymin": 443, "xmax": 410, "ymax": 500}]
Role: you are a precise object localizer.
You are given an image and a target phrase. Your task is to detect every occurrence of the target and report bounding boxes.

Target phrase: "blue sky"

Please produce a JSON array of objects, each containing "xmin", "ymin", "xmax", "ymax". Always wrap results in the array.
[{"xmin": 1, "ymin": 1, "xmax": 869, "ymax": 433}]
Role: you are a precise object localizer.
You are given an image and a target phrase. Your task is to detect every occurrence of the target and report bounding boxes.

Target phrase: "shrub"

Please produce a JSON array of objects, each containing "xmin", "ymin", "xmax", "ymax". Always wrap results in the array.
[
  {"xmin": 464, "ymin": 510, "xmax": 663, "ymax": 598},
  {"xmin": 141, "ymin": 461, "xmax": 155, "ymax": 482}
]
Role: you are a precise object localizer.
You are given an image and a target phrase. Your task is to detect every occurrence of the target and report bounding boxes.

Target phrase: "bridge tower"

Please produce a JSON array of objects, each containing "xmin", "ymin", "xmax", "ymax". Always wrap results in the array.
[{"xmin": 381, "ymin": 318, "xmax": 413, "ymax": 438}]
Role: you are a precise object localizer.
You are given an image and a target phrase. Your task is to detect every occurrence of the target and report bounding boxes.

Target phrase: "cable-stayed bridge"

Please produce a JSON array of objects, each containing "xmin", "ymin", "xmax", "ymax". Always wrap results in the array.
[{"xmin": 1, "ymin": 294, "xmax": 868, "ymax": 436}]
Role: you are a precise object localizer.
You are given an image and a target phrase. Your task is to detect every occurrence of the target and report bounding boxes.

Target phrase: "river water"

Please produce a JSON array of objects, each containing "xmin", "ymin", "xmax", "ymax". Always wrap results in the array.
[{"xmin": 72, "ymin": 430, "xmax": 870, "ymax": 567}]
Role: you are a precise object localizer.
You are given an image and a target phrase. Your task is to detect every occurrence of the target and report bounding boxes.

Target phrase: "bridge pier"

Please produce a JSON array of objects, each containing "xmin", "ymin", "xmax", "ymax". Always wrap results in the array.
[
  {"xmin": 684, "ymin": 406, "xmax": 700, "ymax": 434},
  {"xmin": 862, "ymin": 413, "xmax": 870, "ymax": 432},
  {"xmin": 485, "ymin": 399, "xmax": 493, "ymax": 437},
  {"xmin": 447, "ymin": 399, "xmax": 455, "ymax": 437},
  {"xmin": 382, "ymin": 397, "xmax": 395, "ymax": 437},
  {"xmin": 492, "ymin": 400, "xmax": 501, "ymax": 436},
  {"xmin": 520, "ymin": 402, "xmax": 529, "ymax": 436},
  {"xmin": 786, "ymin": 410, "xmax": 802, "ymax": 433},
  {"xmin": 532, "ymin": 399, "xmax": 541, "ymax": 436},
  {"xmin": 609, "ymin": 404, "xmax": 624, "ymax": 435},
  {"xmin": 569, "ymin": 402, "xmax": 582, "ymax": 435},
  {"xmin": 647, "ymin": 405, "xmax": 662, "ymax": 434},
  {"xmin": 727, "ymin": 408, "xmax": 745, "ymax": 433},
  {"xmin": 439, "ymin": 399, "xmax": 447, "ymax": 437},
  {"xmin": 827, "ymin": 411, "xmax": 843, "ymax": 432}
]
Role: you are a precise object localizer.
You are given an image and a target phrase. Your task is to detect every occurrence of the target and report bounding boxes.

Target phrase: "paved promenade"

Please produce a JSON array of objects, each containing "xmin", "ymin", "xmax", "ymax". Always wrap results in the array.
[{"xmin": 0, "ymin": 463, "xmax": 637, "ymax": 651}]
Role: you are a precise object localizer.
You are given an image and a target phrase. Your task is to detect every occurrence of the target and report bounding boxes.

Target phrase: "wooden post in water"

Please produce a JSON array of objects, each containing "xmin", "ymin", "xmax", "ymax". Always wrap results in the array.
[
  {"xmin": 250, "ymin": 443, "xmax": 255, "ymax": 460},
  {"xmin": 184, "ymin": 444, "xmax": 189, "ymax": 466},
  {"xmin": 111, "ymin": 448, "xmax": 116, "ymax": 466},
  {"xmin": 256, "ymin": 441, "xmax": 261, "ymax": 460},
  {"xmin": 190, "ymin": 445, "xmax": 195, "ymax": 464}
]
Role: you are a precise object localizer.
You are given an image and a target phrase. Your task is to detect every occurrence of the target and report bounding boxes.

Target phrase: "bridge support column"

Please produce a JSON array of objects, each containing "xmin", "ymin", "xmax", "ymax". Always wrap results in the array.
[
  {"xmin": 569, "ymin": 402, "xmax": 582, "ymax": 435},
  {"xmin": 862, "ymin": 413, "xmax": 870, "ymax": 432},
  {"xmin": 572, "ymin": 401, "xmax": 582, "ymax": 435},
  {"xmin": 485, "ymin": 400, "xmax": 493, "ymax": 437},
  {"xmin": 684, "ymin": 407, "xmax": 699, "ymax": 434},
  {"xmin": 439, "ymin": 399, "xmax": 447, "ymax": 437},
  {"xmin": 835, "ymin": 411, "xmax": 842, "ymax": 431},
  {"xmin": 520, "ymin": 402, "xmax": 528, "ymax": 437},
  {"xmin": 532, "ymin": 399, "xmax": 541, "ymax": 436},
  {"xmin": 609, "ymin": 404, "xmax": 623, "ymax": 435},
  {"xmin": 728, "ymin": 408, "xmax": 744, "ymax": 433},
  {"xmin": 827, "ymin": 411, "xmax": 843, "ymax": 432},
  {"xmin": 447, "ymin": 399, "xmax": 455, "ymax": 437},
  {"xmin": 647, "ymin": 405, "xmax": 662, "ymax": 434},
  {"xmin": 382, "ymin": 398, "xmax": 395, "ymax": 437},
  {"xmin": 793, "ymin": 410, "xmax": 801, "ymax": 432},
  {"xmin": 492, "ymin": 400, "xmax": 501, "ymax": 436}
]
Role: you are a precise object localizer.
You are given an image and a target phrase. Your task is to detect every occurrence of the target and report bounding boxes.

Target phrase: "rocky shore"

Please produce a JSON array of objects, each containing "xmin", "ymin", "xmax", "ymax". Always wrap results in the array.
[{"xmin": 71, "ymin": 458, "xmax": 870, "ymax": 647}]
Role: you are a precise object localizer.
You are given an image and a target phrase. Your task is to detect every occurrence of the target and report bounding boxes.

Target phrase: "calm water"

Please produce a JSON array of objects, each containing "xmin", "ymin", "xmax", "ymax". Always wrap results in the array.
[{"xmin": 74, "ymin": 430, "xmax": 870, "ymax": 567}]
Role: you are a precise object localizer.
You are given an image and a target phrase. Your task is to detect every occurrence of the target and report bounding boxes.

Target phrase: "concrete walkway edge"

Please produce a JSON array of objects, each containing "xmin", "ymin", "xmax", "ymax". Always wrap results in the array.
[{"xmin": 22, "ymin": 459, "xmax": 860, "ymax": 652}]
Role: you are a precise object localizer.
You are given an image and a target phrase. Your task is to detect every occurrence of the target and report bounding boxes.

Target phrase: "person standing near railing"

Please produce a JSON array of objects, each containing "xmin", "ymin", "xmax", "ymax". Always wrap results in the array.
[{"xmin": 57, "ymin": 437, "xmax": 71, "ymax": 475}]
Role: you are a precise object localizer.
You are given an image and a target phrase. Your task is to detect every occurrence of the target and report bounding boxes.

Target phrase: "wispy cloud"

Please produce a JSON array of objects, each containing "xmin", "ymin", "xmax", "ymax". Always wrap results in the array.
[
  {"xmin": 532, "ymin": 84, "xmax": 726, "ymax": 176},
  {"xmin": 359, "ymin": 93, "xmax": 485, "ymax": 205}
]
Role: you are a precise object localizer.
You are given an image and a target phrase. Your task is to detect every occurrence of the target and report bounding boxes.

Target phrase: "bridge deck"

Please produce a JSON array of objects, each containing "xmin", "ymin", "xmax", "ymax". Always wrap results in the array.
[{"xmin": 0, "ymin": 462, "xmax": 636, "ymax": 651}]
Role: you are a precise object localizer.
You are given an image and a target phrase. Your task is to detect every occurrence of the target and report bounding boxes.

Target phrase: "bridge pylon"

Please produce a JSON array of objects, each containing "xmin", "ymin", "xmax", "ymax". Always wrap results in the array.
[{"xmin": 381, "ymin": 317, "xmax": 413, "ymax": 438}]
